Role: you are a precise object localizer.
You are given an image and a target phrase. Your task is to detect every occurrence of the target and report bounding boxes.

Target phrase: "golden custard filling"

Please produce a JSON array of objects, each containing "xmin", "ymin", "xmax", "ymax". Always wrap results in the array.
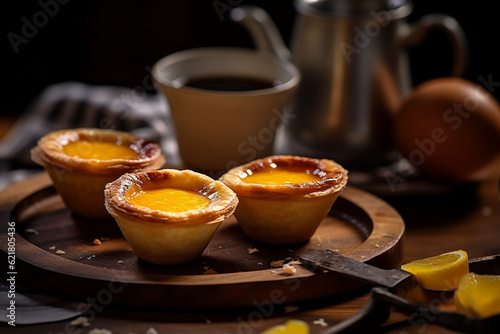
[
  {"xmin": 63, "ymin": 141, "xmax": 139, "ymax": 160},
  {"xmin": 240, "ymin": 166, "xmax": 322, "ymax": 185},
  {"xmin": 126, "ymin": 187, "xmax": 211, "ymax": 213}
]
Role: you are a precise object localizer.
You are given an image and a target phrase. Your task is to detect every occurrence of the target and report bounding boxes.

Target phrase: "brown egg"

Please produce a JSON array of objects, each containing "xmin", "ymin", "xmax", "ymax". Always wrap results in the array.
[{"xmin": 394, "ymin": 77, "xmax": 500, "ymax": 182}]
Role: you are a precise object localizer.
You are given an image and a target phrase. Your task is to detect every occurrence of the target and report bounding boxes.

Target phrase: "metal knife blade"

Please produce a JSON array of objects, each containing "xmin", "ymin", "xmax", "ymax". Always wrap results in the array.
[
  {"xmin": 468, "ymin": 254, "xmax": 500, "ymax": 274},
  {"xmin": 299, "ymin": 249, "xmax": 414, "ymax": 289}
]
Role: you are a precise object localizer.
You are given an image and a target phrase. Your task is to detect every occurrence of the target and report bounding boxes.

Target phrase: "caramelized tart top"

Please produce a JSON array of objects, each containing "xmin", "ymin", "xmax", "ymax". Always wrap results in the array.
[
  {"xmin": 105, "ymin": 169, "xmax": 238, "ymax": 224},
  {"xmin": 219, "ymin": 155, "xmax": 348, "ymax": 200},
  {"xmin": 31, "ymin": 128, "xmax": 165, "ymax": 175}
]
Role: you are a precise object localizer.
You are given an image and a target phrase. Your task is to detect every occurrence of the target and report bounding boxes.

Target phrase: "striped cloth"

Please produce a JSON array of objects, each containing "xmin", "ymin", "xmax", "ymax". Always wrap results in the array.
[{"xmin": 0, "ymin": 81, "xmax": 181, "ymax": 189}]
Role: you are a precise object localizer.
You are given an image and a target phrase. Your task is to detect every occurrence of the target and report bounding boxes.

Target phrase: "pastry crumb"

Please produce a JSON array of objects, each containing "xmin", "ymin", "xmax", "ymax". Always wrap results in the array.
[
  {"xmin": 271, "ymin": 260, "xmax": 284, "ymax": 267},
  {"xmin": 146, "ymin": 327, "xmax": 158, "ymax": 334},
  {"xmin": 282, "ymin": 264, "xmax": 297, "ymax": 275},
  {"xmin": 204, "ymin": 269, "xmax": 218, "ymax": 275},
  {"xmin": 270, "ymin": 260, "xmax": 299, "ymax": 275},
  {"xmin": 313, "ymin": 318, "xmax": 328, "ymax": 327},
  {"xmin": 117, "ymin": 260, "xmax": 124, "ymax": 264},
  {"xmin": 88, "ymin": 329, "xmax": 112, "ymax": 334},
  {"xmin": 25, "ymin": 228, "xmax": 39, "ymax": 235},
  {"xmin": 55, "ymin": 249, "xmax": 66, "ymax": 255},
  {"xmin": 284, "ymin": 306, "xmax": 299, "ymax": 313},
  {"xmin": 70, "ymin": 316, "xmax": 90, "ymax": 327},
  {"xmin": 48, "ymin": 246, "xmax": 56, "ymax": 251},
  {"xmin": 247, "ymin": 247, "xmax": 259, "ymax": 254},
  {"xmin": 93, "ymin": 238, "xmax": 102, "ymax": 245}
]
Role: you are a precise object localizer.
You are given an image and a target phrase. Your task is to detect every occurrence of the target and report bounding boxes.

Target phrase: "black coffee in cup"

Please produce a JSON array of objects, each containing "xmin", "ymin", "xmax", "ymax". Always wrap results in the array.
[{"xmin": 185, "ymin": 76, "xmax": 275, "ymax": 91}]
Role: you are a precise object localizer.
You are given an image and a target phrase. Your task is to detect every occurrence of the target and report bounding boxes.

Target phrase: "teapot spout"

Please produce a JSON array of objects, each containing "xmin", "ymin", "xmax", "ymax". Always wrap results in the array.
[{"xmin": 230, "ymin": 5, "xmax": 291, "ymax": 61}]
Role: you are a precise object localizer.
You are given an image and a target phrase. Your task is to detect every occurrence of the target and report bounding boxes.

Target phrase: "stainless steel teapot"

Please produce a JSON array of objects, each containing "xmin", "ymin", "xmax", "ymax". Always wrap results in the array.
[{"xmin": 230, "ymin": 0, "xmax": 467, "ymax": 169}]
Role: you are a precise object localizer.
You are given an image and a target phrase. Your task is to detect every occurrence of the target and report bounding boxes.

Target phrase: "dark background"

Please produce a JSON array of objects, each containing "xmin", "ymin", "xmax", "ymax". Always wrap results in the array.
[{"xmin": 4, "ymin": 0, "xmax": 500, "ymax": 117}]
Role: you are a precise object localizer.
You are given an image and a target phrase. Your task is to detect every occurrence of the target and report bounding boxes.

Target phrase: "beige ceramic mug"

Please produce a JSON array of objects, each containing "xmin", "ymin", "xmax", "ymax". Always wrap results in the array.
[{"xmin": 152, "ymin": 47, "xmax": 300, "ymax": 176}]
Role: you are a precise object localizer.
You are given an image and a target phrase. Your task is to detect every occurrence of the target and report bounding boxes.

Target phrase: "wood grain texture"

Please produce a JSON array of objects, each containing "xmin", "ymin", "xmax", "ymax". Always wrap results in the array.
[
  {"xmin": 0, "ymin": 173, "xmax": 404, "ymax": 309},
  {"xmin": 2, "ymin": 168, "xmax": 498, "ymax": 333}
]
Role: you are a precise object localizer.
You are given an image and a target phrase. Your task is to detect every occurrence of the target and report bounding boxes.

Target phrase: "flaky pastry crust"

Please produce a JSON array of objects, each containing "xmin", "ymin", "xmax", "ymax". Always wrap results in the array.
[{"xmin": 104, "ymin": 169, "xmax": 238, "ymax": 225}]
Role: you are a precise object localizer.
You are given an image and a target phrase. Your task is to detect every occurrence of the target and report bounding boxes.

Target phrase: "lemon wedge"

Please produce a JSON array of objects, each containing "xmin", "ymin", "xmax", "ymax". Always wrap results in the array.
[
  {"xmin": 455, "ymin": 272, "xmax": 500, "ymax": 318},
  {"xmin": 260, "ymin": 320, "xmax": 309, "ymax": 334},
  {"xmin": 401, "ymin": 250, "xmax": 469, "ymax": 291}
]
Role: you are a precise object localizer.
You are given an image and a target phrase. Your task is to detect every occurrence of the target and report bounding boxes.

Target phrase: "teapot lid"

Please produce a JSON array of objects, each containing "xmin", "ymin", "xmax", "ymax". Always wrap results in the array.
[{"xmin": 296, "ymin": 0, "xmax": 413, "ymax": 18}]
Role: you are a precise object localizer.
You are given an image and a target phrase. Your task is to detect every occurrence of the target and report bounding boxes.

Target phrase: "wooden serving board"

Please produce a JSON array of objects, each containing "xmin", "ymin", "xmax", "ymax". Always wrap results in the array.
[{"xmin": 0, "ymin": 173, "xmax": 405, "ymax": 309}]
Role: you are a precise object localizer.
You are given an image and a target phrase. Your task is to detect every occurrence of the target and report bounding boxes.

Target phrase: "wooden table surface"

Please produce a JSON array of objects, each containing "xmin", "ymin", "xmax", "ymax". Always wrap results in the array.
[{"xmin": 0, "ymin": 129, "xmax": 499, "ymax": 333}]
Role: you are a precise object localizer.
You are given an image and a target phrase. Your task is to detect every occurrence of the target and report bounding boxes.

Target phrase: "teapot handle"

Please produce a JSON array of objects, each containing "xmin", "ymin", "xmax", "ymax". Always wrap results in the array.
[
  {"xmin": 230, "ymin": 5, "xmax": 292, "ymax": 61},
  {"xmin": 400, "ymin": 14, "xmax": 468, "ymax": 77}
]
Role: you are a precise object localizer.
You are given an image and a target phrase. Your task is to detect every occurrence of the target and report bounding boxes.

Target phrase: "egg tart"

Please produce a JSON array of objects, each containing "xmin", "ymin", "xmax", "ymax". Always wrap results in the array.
[
  {"xmin": 104, "ymin": 169, "xmax": 238, "ymax": 265},
  {"xmin": 31, "ymin": 128, "xmax": 165, "ymax": 219},
  {"xmin": 219, "ymin": 155, "xmax": 348, "ymax": 244}
]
